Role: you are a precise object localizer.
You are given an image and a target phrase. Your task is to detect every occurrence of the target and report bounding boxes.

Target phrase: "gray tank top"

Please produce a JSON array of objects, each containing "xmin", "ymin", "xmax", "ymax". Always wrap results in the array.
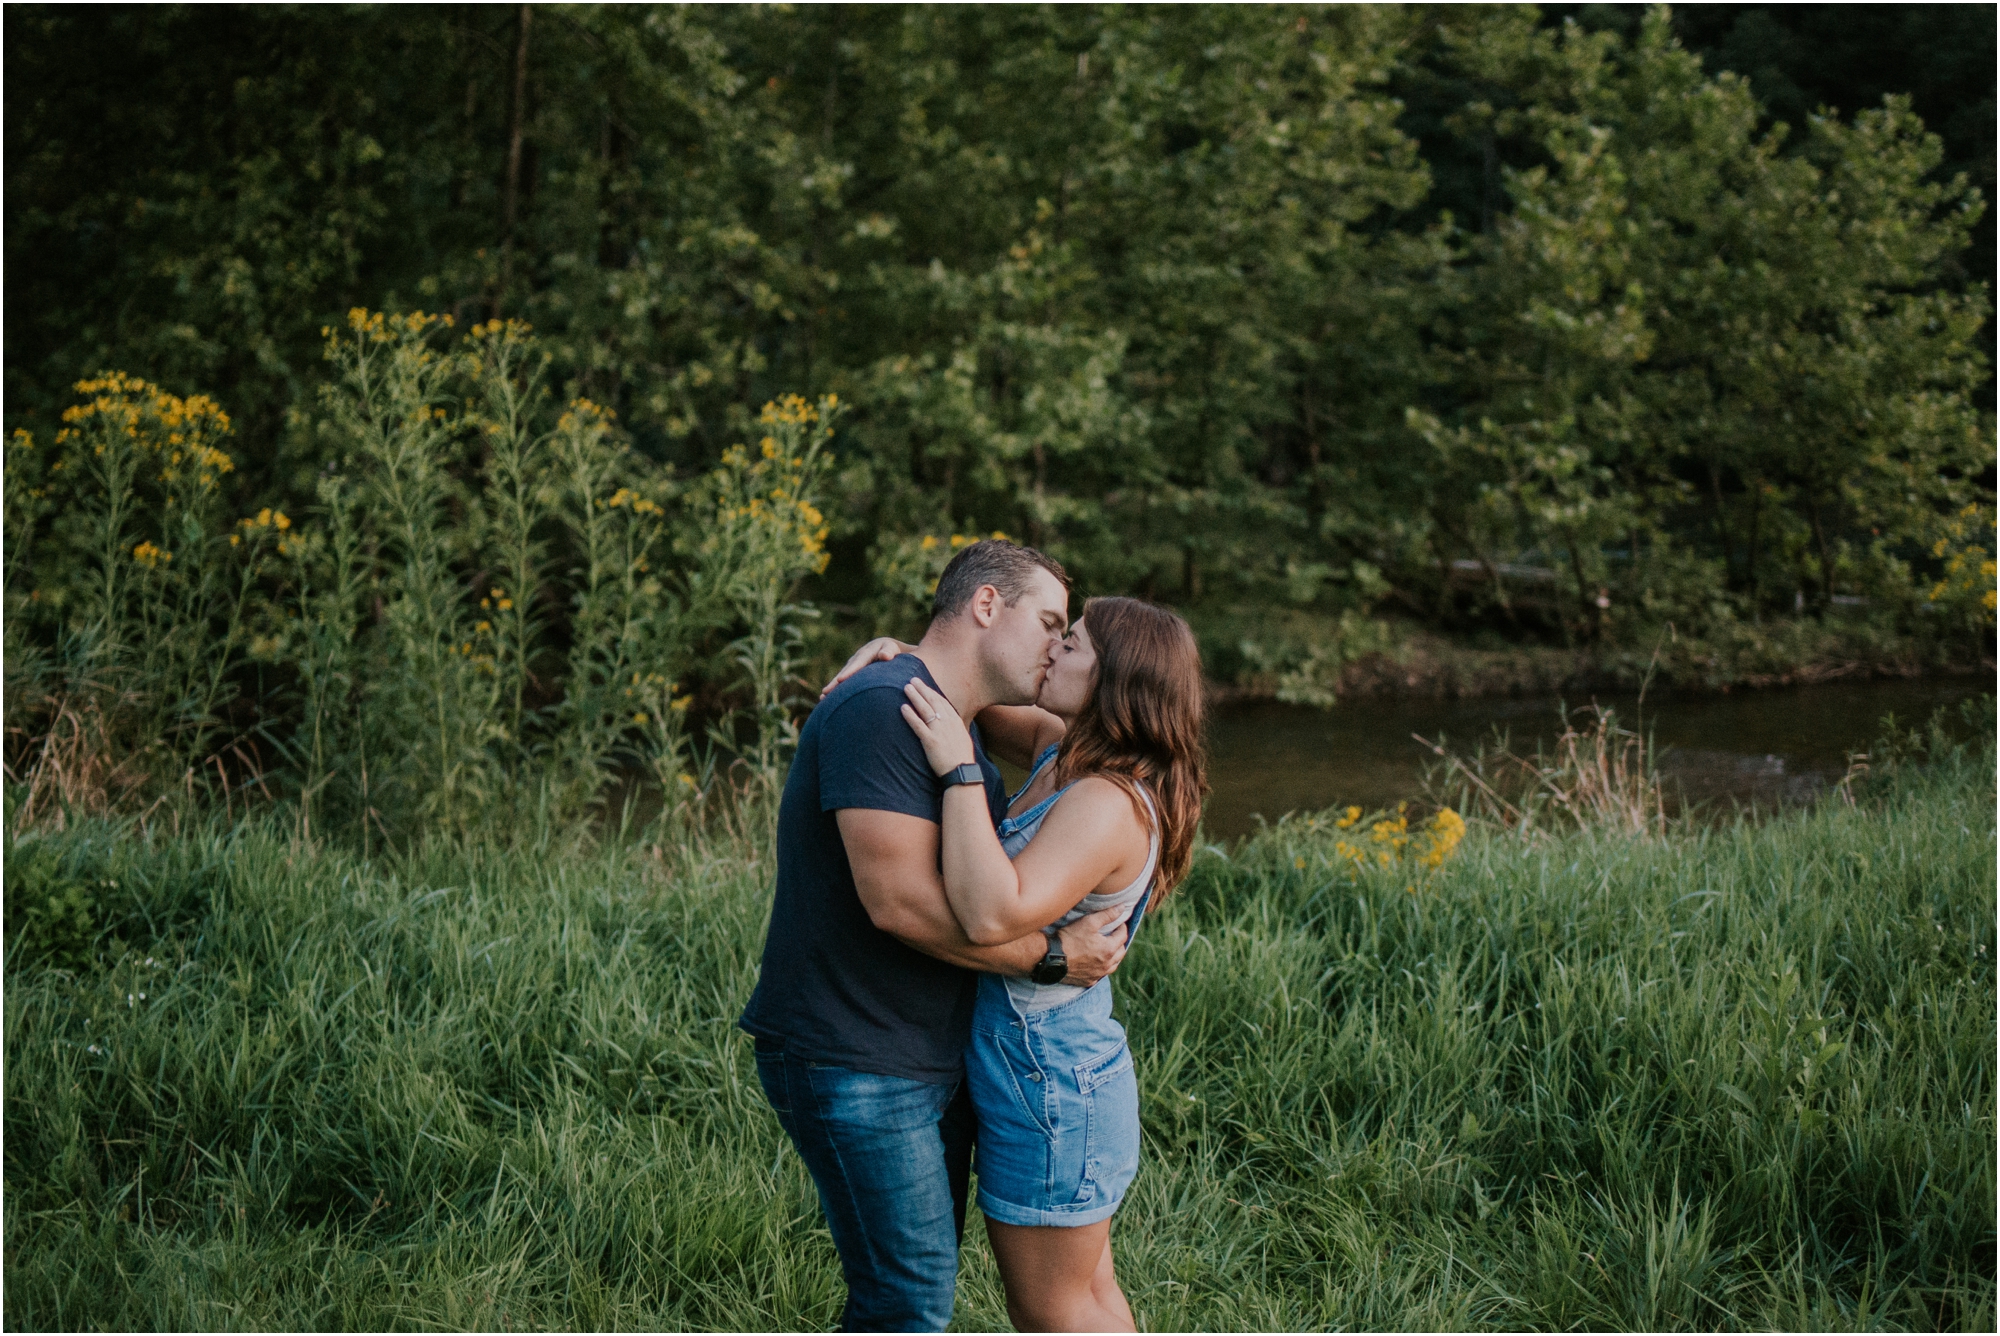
[{"xmin": 996, "ymin": 747, "xmax": 1158, "ymax": 1012}]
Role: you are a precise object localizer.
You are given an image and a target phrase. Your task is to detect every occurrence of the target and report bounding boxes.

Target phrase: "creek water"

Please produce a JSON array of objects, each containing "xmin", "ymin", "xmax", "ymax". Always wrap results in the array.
[{"xmin": 1191, "ymin": 676, "xmax": 1993, "ymax": 841}]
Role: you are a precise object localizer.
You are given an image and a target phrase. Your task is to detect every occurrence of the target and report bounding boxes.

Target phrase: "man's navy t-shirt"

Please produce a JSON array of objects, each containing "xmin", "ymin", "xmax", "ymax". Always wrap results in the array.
[{"xmin": 738, "ymin": 655, "xmax": 1006, "ymax": 1083}]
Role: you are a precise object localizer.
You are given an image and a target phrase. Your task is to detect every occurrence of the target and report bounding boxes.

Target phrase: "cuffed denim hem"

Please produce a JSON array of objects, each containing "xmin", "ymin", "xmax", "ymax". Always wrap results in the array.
[{"xmin": 976, "ymin": 1183, "xmax": 1126, "ymax": 1229}]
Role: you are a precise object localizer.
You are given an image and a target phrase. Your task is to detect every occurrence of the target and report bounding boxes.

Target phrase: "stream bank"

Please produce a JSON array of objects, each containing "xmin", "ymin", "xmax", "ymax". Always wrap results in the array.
[{"xmin": 1203, "ymin": 622, "xmax": 1994, "ymax": 704}]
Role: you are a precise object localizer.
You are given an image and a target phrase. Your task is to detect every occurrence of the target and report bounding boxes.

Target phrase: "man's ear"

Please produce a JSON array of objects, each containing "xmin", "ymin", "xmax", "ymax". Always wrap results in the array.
[{"xmin": 967, "ymin": 584, "xmax": 1002, "ymax": 628}]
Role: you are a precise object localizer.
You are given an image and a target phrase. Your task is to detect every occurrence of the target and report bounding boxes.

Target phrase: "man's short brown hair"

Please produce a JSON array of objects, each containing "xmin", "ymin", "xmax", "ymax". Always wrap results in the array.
[{"xmin": 931, "ymin": 540, "xmax": 1070, "ymax": 624}]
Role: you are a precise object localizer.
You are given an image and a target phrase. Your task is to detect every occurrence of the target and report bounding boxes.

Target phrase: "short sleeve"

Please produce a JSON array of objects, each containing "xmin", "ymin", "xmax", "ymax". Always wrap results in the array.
[{"xmin": 818, "ymin": 686, "xmax": 941, "ymax": 821}]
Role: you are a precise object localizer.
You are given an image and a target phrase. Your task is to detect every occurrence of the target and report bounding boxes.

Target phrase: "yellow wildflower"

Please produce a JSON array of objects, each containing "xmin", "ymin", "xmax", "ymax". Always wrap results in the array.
[{"xmin": 1416, "ymin": 808, "xmax": 1466, "ymax": 870}]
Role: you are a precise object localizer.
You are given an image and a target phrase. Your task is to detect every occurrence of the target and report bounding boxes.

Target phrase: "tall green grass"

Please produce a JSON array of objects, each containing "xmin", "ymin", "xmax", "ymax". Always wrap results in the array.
[{"xmin": 5, "ymin": 735, "xmax": 1992, "ymax": 1330}]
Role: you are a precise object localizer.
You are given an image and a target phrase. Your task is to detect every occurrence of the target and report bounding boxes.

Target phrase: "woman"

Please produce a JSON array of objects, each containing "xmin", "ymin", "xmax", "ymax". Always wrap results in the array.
[{"xmin": 828, "ymin": 596, "xmax": 1207, "ymax": 1332}]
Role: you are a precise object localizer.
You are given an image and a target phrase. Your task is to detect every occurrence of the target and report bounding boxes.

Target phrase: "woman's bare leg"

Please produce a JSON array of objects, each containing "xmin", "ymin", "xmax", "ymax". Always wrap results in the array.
[
  {"xmin": 1090, "ymin": 1234, "xmax": 1135, "ymax": 1329},
  {"xmin": 987, "ymin": 1218, "xmax": 1134, "ymax": 1333}
]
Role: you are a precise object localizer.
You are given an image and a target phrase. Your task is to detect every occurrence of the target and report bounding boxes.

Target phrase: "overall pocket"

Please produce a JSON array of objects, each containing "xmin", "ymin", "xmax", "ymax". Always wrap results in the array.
[
  {"xmin": 1071, "ymin": 1039, "xmax": 1138, "ymax": 1205},
  {"xmin": 1075, "ymin": 1039, "xmax": 1133, "ymax": 1095},
  {"xmin": 970, "ymin": 1027, "xmax": 1056, "ymax": 1140}
]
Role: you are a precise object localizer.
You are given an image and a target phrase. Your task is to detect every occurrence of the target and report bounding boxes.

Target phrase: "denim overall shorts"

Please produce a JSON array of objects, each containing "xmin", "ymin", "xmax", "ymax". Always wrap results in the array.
[{"xmin": 968, "ymin": 747, "xmax": 1151, "ymax": 1228}]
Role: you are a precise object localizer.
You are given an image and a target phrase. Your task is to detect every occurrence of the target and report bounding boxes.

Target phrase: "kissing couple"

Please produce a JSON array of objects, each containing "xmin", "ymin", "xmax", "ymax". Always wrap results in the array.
[{"xmin": 739, "ymin": 539, "xmax": 1208, "ymax": 1332}]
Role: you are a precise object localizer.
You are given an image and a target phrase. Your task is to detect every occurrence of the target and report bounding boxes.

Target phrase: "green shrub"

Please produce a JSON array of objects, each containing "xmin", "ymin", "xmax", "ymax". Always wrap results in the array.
[
  {"xmin": 5, "ymin": 315, "xmax": 842, "ymax": 844},
  {"xmin": 3, "ymin": 827, "xmax": 218, "ymax": 972},
  {"xmin": 3, "ymin": 839, "xmax": 107, "ymax": 971}
]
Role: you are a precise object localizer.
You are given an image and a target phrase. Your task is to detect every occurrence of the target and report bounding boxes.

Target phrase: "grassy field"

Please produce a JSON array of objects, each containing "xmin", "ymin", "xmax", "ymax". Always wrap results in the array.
[{"xmin": 4, "ymin": 729, "xmax": 1993, "ymax": 1331}]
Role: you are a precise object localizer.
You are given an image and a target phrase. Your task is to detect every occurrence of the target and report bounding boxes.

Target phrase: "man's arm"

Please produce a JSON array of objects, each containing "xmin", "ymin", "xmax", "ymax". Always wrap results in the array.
[
  {"xmin": 838, "ymin": 808, "xmax": 1127, "ymax": 985},
  {"xmin": 971, "ymin": 703, "xmax": 1065, "ymax": 771}
]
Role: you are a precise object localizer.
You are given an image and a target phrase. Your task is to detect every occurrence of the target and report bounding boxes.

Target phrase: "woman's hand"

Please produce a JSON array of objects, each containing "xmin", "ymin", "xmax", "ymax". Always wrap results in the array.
[
  {"xmin": 821, "ymin": 636, "xmax": 914, "ymax": 699},
  {"xmin": 901, "ymin": 678, "xmax": 976, "ymax": 777}
]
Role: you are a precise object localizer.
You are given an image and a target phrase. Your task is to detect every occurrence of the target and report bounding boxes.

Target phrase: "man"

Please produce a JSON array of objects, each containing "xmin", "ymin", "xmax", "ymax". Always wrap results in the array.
[{"xmin": 739, "ymin": 540, "xmax": 1131, "ymax": 1332}]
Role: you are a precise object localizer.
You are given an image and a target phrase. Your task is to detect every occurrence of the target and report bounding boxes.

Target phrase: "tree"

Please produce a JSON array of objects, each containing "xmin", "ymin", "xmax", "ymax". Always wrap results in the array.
[{"xmin": 1411, "ymin": 8, "xmax": 1989, "ymax": 638}]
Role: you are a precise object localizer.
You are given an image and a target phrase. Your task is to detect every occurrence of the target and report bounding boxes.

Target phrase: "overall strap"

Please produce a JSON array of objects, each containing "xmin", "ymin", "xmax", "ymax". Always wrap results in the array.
[
  {"xmin": 1123, "ymin": 784, "xmax": 1160, "ymax": 942},
  {"xmin": 997, "ymin": 778, "xmax": 1081, "ymax": 839},
  {"xmin": 1007, "ymin": 741, "xmax": 1062, "ymax": 807},
  {"xmin": 1123, "ymin": 885, "xmax": 1153, "ymax": 944}
]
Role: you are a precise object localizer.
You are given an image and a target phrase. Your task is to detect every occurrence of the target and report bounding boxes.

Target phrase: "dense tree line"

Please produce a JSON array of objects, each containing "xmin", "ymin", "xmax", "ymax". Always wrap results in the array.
[{"xmin": 7, "ymin": 4, "xmax": 1993, "ymax": 676}]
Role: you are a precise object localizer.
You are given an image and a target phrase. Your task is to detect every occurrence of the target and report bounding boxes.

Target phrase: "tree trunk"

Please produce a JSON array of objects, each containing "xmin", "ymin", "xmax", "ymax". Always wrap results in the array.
[
  {"xmin": 1563, "ymin": 528, "xmax": 1596, "ymax": 643},
  {"xmin": 1708, "ymin": 462, "xmax": 1735, "ymax": 586},
  {"xmin": 1744, "ymin": 479, "xmax": 1762, "ymax": 616},
  {"xmin": 1807, "ymin": 494, "xmax": 1837, "ymax": 613},
  {"xmin": 499, "ymin": 4, "xmax": 532, "ymax": 306},
  {"xmin": 1302, "ymin": 379, "xmax": 1324, "ymax": 528},
  {"xmin": 1435, "ymin": 512, "xmax": 1518, "ymax": 628},
  {"xmin": 1030, "ymin": 441, "xmax": 1047, "ymax": 548}
]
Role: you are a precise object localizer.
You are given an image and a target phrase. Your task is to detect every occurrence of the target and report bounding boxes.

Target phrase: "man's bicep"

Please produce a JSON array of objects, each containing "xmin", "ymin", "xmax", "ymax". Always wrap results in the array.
[
  {"xmin": 836, "ymin": 808, "xmax": 943, "ymax": 931},
  {"xmin": 837, "ymin": 816, "xmax": 1051, "ymax": 975}
]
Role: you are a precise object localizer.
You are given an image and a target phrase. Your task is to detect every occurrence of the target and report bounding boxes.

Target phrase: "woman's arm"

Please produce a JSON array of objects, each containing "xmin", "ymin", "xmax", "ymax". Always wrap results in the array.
[
  {"xmin": 971, "ymin": 704, "xmax": 1065, "ymax": 771},
  {"xmin": 839, "ymin": 808, "xmax": 1133, "ymax": 982},
  {"xmin": 903, "ymin": 680, "xmax": 1146, "ymax": 946}
]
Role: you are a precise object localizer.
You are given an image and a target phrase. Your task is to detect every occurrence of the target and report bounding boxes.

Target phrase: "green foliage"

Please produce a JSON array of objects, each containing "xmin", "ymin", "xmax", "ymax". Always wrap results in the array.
[
  {"xmin": 2, "ymin": 827, "xmax": 215, "ymax": 972},
  {"xmin": 3, "ymin": 840, "xmax": 106, "ymax": 971},
  {"xmin": 4, "ymin": 722, "xmax": 1991, "ymax": 1329},
  {"xmin": 5, "ymin": 4, "xmax": 1989, "ymax": 678},
  {"xmin": 1411, "ymin": 9, "xmax": 1990, "ymax": 642},
  {"xmin": 4, "ymin": 376, "xmax": 263, "ymax": 822},
  {"xmin": 5, "ymin": 314, "xmax": 838, "ymax": 842},
  {"xmin": 684, "ymin": 394, "xmax": 840, "ymax": 791}
]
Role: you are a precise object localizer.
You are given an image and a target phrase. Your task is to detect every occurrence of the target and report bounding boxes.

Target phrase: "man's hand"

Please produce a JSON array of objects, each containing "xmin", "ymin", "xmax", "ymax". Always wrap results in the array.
[
  {"xmin": 1055, "ymin": 904, "xmax": 1131, "ymax": 987},
  {"xmin": 821, "ymin": 636, "xmax": 913, "ymax": 698}
]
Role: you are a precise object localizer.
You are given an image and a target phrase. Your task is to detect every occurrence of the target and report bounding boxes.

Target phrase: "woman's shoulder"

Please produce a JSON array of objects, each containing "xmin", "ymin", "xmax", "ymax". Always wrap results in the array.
[
  {"xmin": 1052, "ymin": 774, "xmax": 1149, "ymax": 826},
  {"xmin": 1035, "ymin": 774, "xmax": 1152, "ymax": 876}
]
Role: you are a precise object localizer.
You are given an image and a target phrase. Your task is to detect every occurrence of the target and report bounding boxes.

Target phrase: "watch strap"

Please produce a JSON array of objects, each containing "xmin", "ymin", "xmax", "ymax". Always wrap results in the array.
[
  {"xmin": 1030, "ymin": 929, "xmax": 1068, "ymax": 985},
  {"xmin": 941, "ymin": 762, "xmax": 984, "ymax": 787}
]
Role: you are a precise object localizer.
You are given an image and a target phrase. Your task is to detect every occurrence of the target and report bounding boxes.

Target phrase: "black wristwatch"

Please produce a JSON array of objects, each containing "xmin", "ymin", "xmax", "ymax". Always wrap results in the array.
[
  {"xmin": 940, "ymin": 762, "xmax": 984, "ymax": 787},
  {"xmin": 1030, "ymin": 932, "xmax": 1068, "ymax": 986}
]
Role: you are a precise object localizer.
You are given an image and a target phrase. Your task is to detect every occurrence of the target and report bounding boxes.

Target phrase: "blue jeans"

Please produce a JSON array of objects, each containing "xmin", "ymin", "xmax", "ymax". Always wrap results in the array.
[{"xmin": 753, "ymin": 1036, "xmax": 973, "ymax": 1332}]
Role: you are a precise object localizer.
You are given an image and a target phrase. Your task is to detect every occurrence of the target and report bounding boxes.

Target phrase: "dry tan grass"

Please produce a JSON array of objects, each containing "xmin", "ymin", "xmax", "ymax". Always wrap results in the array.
[
  {"xmin": 4, "ymin": 692, "xmax": 151, "ymax": 834},
  {"xmin": 1416, "ymin": 703, "xmax": 1667, "ymax": 839}
]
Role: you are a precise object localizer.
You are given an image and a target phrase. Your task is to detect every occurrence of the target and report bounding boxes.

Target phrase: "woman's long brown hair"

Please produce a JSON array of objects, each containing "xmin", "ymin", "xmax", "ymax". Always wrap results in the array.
[{"xmin": 1053, "ymin": 596, "xmax": 1209, "ymax": 900}]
